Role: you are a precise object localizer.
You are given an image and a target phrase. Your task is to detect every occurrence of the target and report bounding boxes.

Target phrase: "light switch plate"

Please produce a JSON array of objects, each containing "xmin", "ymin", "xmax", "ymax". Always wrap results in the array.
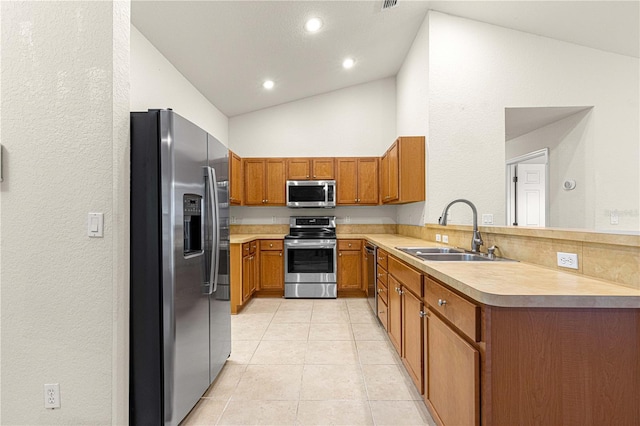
[{"xmin": 88, "ymin": 213, "xmax": 104, "ymax": 238}]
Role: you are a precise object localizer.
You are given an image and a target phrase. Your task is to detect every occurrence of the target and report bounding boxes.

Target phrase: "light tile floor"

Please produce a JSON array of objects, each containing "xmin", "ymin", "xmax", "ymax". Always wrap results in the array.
[{"xmin": 182, "ymin": 298, "xmax": 437, "ymax": 426}]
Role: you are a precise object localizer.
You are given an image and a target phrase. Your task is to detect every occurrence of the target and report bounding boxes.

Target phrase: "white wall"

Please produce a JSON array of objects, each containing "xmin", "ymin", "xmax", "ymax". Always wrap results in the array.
[
  {"xmin": 229, "ymin": 78, "xmax": 397, "ymax": 224},
  {"xmin": 230, "ymin": 78, "xmax": 396, "ymax": 157},
  {"xmin": 425, "ymin": 12, "xmax": 639, "ymax": 230},
  {"xmin": 1, "ymin": 2, "xmax": 130, "ymax": 424},
  {"xmin": 396, "ymin": 12, "xmax": 430, "ymax": 226},
  {"xmin": 130, "ymin": 26, "xmax": 229, "ymax": 145}
]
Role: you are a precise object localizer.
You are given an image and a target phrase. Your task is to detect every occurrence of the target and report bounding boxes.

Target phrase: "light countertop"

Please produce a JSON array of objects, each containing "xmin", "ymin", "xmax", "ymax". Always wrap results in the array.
[{"xmin": 229, "ymin": 233, "xmax": 640, "ymax": 308}]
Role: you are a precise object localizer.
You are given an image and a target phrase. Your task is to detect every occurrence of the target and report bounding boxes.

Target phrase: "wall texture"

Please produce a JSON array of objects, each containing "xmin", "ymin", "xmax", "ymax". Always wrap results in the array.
[
  {"xmin": 130, "ymin": 26, "xmax": 229, "ymax": 145},
  {"xmin": 426, "ymin": 12, "xmax": 639, "ymax": 230},
  {"xmin": 1, "ymin": 2, "xmax": 130, "ymax": 424}
]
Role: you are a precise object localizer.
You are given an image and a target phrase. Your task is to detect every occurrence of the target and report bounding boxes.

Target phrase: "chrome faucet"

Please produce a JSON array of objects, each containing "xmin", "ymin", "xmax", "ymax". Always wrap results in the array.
[{"xmin": 438, "ymin": 199, "xmax": 484, "ymax": 253}]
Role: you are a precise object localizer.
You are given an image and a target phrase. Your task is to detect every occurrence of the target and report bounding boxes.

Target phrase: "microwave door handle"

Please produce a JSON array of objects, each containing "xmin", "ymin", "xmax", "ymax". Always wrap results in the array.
[{"xmin": 206, "ymin": 166, "xmax": 220, "ymax": 295}]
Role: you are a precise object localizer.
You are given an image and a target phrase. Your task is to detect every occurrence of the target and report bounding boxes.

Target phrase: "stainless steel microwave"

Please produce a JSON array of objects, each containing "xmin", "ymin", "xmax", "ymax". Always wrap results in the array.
[{"xmin": 286, "ymin": 180, "xmax": 336, "ymax": 208}]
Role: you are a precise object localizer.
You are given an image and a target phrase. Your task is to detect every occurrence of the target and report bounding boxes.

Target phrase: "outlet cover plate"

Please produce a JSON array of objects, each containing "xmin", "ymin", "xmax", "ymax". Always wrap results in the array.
[{"xmin": 557, "ymin": 252, "xmax": 578, "ymax": 270}]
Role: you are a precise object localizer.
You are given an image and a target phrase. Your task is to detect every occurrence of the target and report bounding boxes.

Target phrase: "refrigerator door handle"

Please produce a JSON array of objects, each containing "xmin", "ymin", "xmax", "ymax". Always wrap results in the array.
[{"xmin": 206, "ymin": 166, "xmax": 221, "ymax": 294}]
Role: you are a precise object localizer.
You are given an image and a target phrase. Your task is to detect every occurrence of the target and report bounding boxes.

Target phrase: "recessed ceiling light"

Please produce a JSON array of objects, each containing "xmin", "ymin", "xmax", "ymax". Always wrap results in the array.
[
  {"xmin": 305, "ymin": 17, "xmax": 323, "ymax": 33},
  {"xmin": 342, "ymin": 58, "xmax": 355, "ymax": 69},
  {"xmin": 263, "ymin": 80, "xmax": 274, "ymax": 90}
]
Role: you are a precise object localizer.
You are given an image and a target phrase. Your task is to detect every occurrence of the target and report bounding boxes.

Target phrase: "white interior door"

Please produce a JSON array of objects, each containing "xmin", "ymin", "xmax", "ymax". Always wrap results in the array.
[{"xmin": 516, "ymin": 163, "xmax": 546, "ymax": 227}]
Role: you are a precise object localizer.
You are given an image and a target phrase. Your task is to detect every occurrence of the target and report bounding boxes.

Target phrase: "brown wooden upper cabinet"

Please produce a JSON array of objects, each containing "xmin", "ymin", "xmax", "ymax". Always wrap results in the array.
[
  {"xmin": 243, "ymin": 158, "xmax": 286, "ymax": 206},
  {"xmin": 229, "ymin": 150, "xmax": 243, "ymax": 205},
  {"xmin": 335, "ymin": 157, "xmax": 379, "ymax": 205},
  {"xmin": 287, "ymin": 158, "xmax": 335, "ymax": 180},
  {"xmin": 381, "ymin": 136, "xmax": 425, "ymax": 204}
]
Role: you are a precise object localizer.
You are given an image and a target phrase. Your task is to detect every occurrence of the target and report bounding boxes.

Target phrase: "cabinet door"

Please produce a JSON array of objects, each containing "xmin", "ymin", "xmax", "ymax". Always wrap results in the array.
[
  {"xmin": 312, "ymin": 158, "xmax": 335, "ymax": 179},
  {"xmin": 287, "ymin": 158, "xmax": 311, "ymax": 180},
  {"xmin": 250, "ymin": 241, "xmax": 258, "ymax": 293},
  {"xmin": 242, "ymin": 254, "xmax": 252, "ymax": 302},
  {"xmin": 229, "ymin": 151, "xmax": 243, "ymax": 205},
  {"xmin": 260, "ymin": 250, "xmax": 283, "ymax": 290},
  {"xmin": 388, "ymin": 275, "xmax": 402, "ymax": 355},
  {"xmin": 357, "ymin": 158, "xmax": 379, "ymax": 205},
  {"xmin": 427, "ymin": 310, "xmax": 480, "ymax": 426},
  {"xmin": 265, "ymin": 159, "xmax": 286, "ymax": 205},
  {"xmin": 381, "ymin": 152, "xmax": 389, "ymax": 202},
  {"xmin": 336, "ymin": 158, "xmax": 358, "ymax": 205},
  {"xmin": 387, "ymin": 142, "xmax": 399, "ymax": 202},
  {"xmin": 244, "ymin": 159, "xmax": 265, "ymax": 205},
  {"xmin": 337, "ymin": 249, "xmax": 362, "ymax": 290},
  {"xmin": 402, "ymin": 289, "xmax": 424, "ymax": 393}
]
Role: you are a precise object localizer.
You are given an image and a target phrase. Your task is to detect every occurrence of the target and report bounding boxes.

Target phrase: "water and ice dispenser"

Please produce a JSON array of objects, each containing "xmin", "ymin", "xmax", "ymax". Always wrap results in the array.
[{"xmin": 183, "ymin": 194, "xmax": 202, "ymax": 256}]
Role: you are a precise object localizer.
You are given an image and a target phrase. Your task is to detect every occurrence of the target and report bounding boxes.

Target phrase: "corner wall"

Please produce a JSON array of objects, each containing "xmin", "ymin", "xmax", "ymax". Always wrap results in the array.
[{"xmin": 1, "ymin": 2, "xmax": 130, "ymax": 424}]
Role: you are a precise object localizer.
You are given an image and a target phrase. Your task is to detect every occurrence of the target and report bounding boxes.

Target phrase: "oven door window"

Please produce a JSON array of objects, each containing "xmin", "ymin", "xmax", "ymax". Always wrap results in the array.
[
  {"xmin": 288, "ymin": 248, "xmax": 334, "ymax": 273},
  {"xmin": 288, "ymin": 185, "xmax": 325, "ymax": 203}
]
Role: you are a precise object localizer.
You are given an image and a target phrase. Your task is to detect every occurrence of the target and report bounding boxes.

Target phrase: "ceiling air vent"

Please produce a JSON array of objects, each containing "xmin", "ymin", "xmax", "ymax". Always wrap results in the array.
[{"xmin": 381, "ymin": 0, "xmax": 398, "ymax": 11}]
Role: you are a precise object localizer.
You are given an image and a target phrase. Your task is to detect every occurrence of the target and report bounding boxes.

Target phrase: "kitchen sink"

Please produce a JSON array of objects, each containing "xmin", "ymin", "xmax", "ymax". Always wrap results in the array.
[
  {"xmin": 395, "ymin": 246, "xmax": 512, "ymax": 262},
  {"xmin": 413, "ymin": 253, "xmax": 495, "ymax": 262},
  {"xmin": 396, "ymin": 247, "xmax": 464, "ymax": 255}
]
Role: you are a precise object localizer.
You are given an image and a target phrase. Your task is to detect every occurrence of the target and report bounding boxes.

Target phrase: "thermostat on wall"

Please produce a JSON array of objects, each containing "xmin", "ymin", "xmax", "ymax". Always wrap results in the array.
[{"xmin": 563, "ymin": 179, "xmax": 576, "ymax": 190}]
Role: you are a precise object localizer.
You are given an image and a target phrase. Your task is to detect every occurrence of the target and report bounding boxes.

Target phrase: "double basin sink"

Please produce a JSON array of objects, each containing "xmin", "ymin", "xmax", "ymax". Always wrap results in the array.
[{"xmin": 396, "ymin": 247, "xmax": 507, "ymax": 262}]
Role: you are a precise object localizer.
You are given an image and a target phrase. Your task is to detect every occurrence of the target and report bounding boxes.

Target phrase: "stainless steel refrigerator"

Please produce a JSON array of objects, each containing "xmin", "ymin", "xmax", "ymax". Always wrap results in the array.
[{"xmin": 129, "ymin": 109, "xmax": 231, "ymax": 426}]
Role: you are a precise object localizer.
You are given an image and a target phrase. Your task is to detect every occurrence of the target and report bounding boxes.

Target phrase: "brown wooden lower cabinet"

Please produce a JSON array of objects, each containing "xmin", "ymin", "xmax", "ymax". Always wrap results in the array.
[
  {"xmin": 420, "ymin": 275, "xmax": 640, "ymax": 426},
  {"xmin": 337, "ymin": 239, "xmax": 363, "ymax": 292},
  {"xmin": 426, "ymin": 309, "xmax": 480, "ymax": 426},
  {"xmin": 259, "ymin": 240, "xmax": 283, "ymax": 291}
]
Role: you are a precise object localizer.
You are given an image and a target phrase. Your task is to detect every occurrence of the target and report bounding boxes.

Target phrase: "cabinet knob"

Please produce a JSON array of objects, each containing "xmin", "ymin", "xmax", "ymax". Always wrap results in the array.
[
  {"xmin": 269, "ymin": 243, "xmax": 273, "ymax": 247},
  {"xmin": 307, "ymin": 175, "xmax": 310, "ymax": 178},
  {"xmin": 348, "ymin": 243, "xmax": 352, "ymax": 247},
  {"xmin": 379, "ymin": 311, "xmax": 385, "ymax": 315},
  {"xmin": 377, "ymin": 288, "xmax": 382, "ymax": 293},
  {"xmin": 377, "ymin": 273, "xmax": 383, "ymax": 277},
  {"xmin": 339, "ymin": 253, "xmax": 342, "ymax": 257},
  {"xmin": 313, "ymin": 175, "xmax": 316, "ymax": 178},
  {"xmin": 419, "ymin": 310, "xmax": 427, "ymax": 318},
  {"xmin": 265, "ymin": 199, "xmax": 268, "ymax": 203},
  {"xmin": 279, "ymin": 252, "xmax": 282, "ymax": 257},
  {"xmin": 357, "ymin": 198, "xmax": 360, "ymax": 202},
  {"xmin": 438, "ymin": 299, "xmax": 447, "ymax": 306}
]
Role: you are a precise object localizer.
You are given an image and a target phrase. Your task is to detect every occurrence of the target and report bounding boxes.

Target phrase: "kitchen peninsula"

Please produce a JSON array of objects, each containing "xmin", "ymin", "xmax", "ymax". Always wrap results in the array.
[{"xmin": 230, "ymin": 230, "xmax": 640, "ymax": 425}]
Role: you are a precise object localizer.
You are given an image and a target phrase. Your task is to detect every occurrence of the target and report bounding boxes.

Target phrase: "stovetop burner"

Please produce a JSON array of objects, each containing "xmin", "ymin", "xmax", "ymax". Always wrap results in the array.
[{"xmin": 286, "ymin": 216, "xmax": 336, "ymax": 239}]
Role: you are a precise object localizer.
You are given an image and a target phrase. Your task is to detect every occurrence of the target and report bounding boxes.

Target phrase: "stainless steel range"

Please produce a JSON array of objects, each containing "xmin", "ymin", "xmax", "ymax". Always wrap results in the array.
[{"xmin": 284, "ymin": 216, "xmax": 337, "ymax": 298}]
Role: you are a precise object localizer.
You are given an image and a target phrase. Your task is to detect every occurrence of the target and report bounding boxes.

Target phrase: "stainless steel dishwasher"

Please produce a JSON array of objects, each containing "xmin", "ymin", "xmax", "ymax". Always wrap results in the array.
[{"xmin": 364, "ymin": 242, "xmax": 377, "ymax": 317}]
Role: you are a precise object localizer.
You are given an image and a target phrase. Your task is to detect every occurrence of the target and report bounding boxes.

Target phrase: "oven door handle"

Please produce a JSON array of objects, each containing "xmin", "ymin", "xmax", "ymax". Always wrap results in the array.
[{"xmin": 285, "ymin": 241, "xmax": 336, "ymax": 249}]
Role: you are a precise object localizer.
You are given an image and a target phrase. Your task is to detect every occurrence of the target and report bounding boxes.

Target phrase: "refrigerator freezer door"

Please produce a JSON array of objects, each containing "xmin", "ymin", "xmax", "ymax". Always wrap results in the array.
[
  {"xmin": 207, "ymin": 134, "xmax": 232, "ymax": 382},
  {"xmin": 160, "ymin": 111, "xmax": 211, "ymax": 425}
]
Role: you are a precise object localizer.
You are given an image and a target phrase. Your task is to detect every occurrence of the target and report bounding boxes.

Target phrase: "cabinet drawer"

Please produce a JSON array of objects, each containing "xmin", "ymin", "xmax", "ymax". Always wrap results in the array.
[
  {"xmin": 338, "ymin": 239, "xmax": 362, "ymax": 250},
  {"xmin": 377, "ymin": 295, "xmax": 388, "ymax": 331},
  {"xmin": 377, "ymin": 250, "xmax": 388, "ymax": 269},
  {"xmin": 260, "ymin": 240, "xmax": 283, "ymax": 251},
  {"xmin": 377, "ymin": 280, "xmax": 388, "ymax": 304},
  {"xmin": 376, "ymin": 265, "xmax": 388, "ymax": 286},
  {"xmin": 388, "ymin": 256, "xmax": 422, "ymax": 297},
  {"xmin": 425, "ymin": 276, "xmax": 480, "ymax": 342}
]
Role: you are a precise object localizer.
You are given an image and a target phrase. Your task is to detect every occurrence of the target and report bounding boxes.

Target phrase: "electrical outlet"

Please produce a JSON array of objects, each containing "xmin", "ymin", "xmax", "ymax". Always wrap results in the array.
[
  {"xmin": 557, "ymin": 252, "xmax": 578, "ymax": 270},
  {"xmin": 482, "ymin": 214, "xmax": 494, "ymax": 225},
  {"xmin": 44, "ymin": 384, "xmax": 60, "ymax": 409},
  {"xmin": 610, "ymin": 211, "xmax": 619, "ymax": 225},
  {"xmin": 230, "ymin": 216, "xmax": 237, "ymax": 224},
  {"xmin": 442, "ymin": 235, "xmax": 449, "ymax": 243},
  {"xmin": 271, "ymin": 216, "xmax": 277, "ymax": 224},
  {"xmin": 435, "ymin": 234, "xmax": 441, "ymax": 242},
  {"xmin": 345, "ymin": 216, "xmax": 351, "ymax": 223}
]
